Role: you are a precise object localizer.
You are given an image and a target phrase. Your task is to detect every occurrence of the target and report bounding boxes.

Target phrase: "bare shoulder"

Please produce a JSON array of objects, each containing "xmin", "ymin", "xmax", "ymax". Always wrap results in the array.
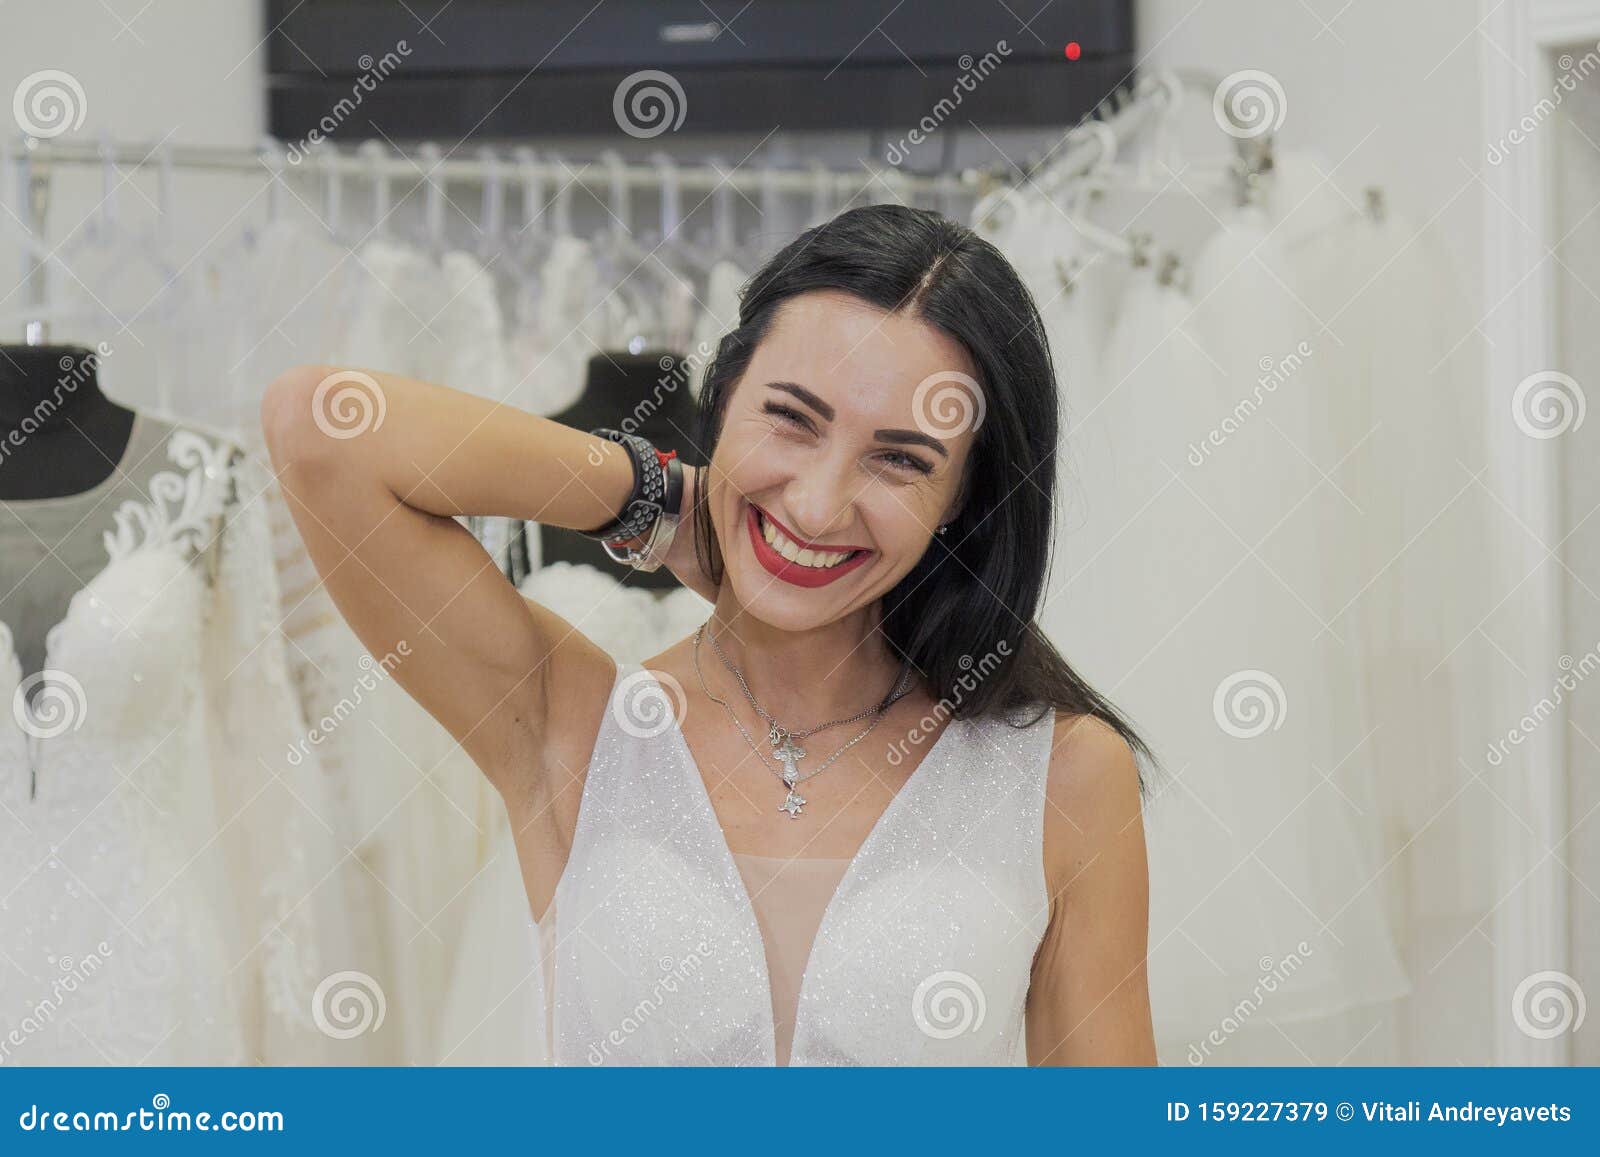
[{"xmin": 1041, "ymin": 711, "xmax": 1146, "ymax": 900}]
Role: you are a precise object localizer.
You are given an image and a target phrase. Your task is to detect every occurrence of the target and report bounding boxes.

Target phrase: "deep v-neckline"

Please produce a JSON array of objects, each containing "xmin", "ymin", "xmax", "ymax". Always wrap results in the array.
[{"xmin": 632, "ymin": 663, "xmax": 960, "ymax": 1065}]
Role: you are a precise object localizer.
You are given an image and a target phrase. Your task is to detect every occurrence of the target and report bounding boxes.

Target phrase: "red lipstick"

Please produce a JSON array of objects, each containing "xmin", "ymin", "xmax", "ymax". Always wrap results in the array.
[{"xmin": 745, "ymin": 503, "xmax": 872, "ymax": 588}]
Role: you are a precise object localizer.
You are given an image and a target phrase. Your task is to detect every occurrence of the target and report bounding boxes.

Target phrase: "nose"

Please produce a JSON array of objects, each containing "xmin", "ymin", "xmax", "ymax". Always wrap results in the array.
[{"xmin": 779, "ymin": 454, "xmax": 860, "ymax": 544}]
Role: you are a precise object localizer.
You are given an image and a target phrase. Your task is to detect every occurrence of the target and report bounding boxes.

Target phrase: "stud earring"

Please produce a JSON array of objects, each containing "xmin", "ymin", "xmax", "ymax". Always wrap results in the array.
[{"xmin": 937, "ymin": 524, "xmax": 948, "ymax": 535}]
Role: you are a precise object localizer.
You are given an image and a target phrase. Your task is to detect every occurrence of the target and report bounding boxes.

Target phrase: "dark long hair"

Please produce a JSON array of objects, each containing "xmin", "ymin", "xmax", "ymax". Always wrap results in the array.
[{"xmin": 691, "ymin": 203, "xmax": 1156, "ymax": 797}]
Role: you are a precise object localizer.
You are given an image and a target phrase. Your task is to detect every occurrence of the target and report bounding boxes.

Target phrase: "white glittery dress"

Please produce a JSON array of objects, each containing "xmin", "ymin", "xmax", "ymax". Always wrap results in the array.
[{"xmin": 539, "ymin": 660, "xmax": 1057, "ymax": 1066}]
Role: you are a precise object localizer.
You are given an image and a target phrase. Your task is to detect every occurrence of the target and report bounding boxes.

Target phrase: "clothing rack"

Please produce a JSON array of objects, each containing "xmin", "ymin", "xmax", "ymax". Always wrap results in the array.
[
  {"xmin": 968, "ymin": 67, "xmax": 1275, "ymax": 251},
  {"xmin": 4, "ymin": 66, "xmax": 1255, "ymax": 344},
  {"xmin": 2, "ymin": 137, "xmax": 973, "ymax": 345}
]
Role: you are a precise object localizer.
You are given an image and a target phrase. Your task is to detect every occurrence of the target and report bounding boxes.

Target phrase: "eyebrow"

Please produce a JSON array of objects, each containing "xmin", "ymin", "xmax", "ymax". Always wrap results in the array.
[
  {"xmin": 765, "ymin": 381, "xmax": 950, "ymax": 459},
  {"xmin": 767, "ymin": 381, "xmax": 835, "ymax": 421},
  {"xmin": 874, "ymin": 426, "xmax": 950, "ymax": 458}
]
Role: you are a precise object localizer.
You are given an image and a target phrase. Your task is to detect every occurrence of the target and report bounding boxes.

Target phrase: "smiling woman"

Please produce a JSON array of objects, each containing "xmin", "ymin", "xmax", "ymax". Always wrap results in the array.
[{"xmin": 261, "ymin": 202, "xmax": 1158, "ymax": 1066}]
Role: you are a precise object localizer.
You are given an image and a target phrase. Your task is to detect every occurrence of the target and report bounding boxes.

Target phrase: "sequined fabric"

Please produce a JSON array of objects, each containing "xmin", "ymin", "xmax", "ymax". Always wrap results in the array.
[{"xmin": 546, "ymin": 660, "xmax": 1055, "ymax": 1066}]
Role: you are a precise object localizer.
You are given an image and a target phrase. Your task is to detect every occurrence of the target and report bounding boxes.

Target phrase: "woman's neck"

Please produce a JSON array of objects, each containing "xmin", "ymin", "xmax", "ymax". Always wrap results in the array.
[{"xmin": 703, "ymin": 592, "xmax": 910, "ymax": 725}]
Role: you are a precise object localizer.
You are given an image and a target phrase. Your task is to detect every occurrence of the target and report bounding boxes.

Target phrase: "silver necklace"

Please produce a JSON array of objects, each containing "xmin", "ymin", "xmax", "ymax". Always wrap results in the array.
[{"xmin": 692, "ymin": 621, "xmax": 916, "ymax": 818}]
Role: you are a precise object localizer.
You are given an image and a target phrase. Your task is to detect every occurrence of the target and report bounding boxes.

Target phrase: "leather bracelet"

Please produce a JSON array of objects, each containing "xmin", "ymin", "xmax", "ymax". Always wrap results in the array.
[
  {"xmin": 577, "ymin": 428, "xmax": 665, "ymax": 542},
  {"xmin": 601, "ymin": 451, "xmax": 683, "ymax": 573}
]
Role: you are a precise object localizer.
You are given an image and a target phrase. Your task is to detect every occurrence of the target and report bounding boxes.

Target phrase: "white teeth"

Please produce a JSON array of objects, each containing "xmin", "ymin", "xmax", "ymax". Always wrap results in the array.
[{"xmin": 756, "ymin": 509, "xmax": 856, "ymax": 569}]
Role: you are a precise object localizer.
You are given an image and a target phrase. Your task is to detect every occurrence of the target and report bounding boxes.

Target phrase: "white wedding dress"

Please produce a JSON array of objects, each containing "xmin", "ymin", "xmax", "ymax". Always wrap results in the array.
[
  {"xmin": 540, "ymin": 661, "xmax": 1057, "ymax": 1065},
  {"xmin": 1277, "ymin": 158, "xmax": 1496, "ymax": 1061},
  {"xmin": 434, "ymin": 563, "xmax": 714, "ymax": 1065},
  {"xmin": 0, "ymin": 425, "xmax": 352, "ymax": 1064},
  {"xmin": 1164, "ymin": 198, "xmax": 1411, "ymax": 1057},
  {"xmin": 975, "ymin": 165, "xmax": 1411, "ymax": 1061}
]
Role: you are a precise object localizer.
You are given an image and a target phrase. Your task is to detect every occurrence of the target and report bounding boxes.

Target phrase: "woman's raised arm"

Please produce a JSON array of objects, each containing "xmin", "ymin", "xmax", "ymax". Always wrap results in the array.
[{"xmin": 260, "ymin": 363, "xmax": 649, "ymax": 794}]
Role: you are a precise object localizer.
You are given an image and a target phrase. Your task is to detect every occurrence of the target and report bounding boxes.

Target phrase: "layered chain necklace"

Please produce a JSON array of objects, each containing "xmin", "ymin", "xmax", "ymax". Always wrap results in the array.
[{"xmin": 692, "ymin": 620, "xmax": 916, "ymax": 819}]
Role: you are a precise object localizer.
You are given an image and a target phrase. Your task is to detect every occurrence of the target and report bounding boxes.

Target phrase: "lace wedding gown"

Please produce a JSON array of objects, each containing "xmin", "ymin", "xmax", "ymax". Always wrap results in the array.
[{"xmin": 0, "ymin": 424, "xmax": 351, "ymax": 1064}]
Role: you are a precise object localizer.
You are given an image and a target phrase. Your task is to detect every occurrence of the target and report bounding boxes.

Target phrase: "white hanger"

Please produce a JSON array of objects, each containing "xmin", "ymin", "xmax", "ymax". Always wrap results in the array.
[
  {"xmin": 416, "ymin": 141, "xmax": 446, "ymax": 259},
  {"xmin": 359, "ymin": 140, "xmax": 391, "ymax": 239},
  {"xmin": 808, "ymin": 160, "xmax": 834, "ymax": 227},
  {"xmin": 319, "ymin": 144, "xmax": 344, "ymax": 244},
  {"xmin": 476, "ymin": 145, "xmax": 503, "ymax": 261}
]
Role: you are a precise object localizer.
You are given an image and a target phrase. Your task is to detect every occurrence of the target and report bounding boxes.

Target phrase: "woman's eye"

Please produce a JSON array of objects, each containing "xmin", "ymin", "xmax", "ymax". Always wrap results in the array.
[
  {"xmin": 880, "ymin": 450, "xmax": 934, "ymax": 475},
  {"xmin": 765, "ymin": 402, "xmax": 810, "ymax": 429}
]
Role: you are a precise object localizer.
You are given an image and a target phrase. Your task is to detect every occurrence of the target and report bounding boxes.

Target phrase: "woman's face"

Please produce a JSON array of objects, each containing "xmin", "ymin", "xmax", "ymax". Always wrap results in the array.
[{"xmin": 708, "ymin": 288, "xmax": 982, "ymax": 633}]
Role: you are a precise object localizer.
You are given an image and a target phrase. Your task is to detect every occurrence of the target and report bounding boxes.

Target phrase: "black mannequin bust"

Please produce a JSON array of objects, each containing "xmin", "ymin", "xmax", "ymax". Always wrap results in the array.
[
  {"xmin": 0, "ymin": 344, "xmax": 136, "ymax": 500},
  {"xmin": 541, "ymin": 350, "xmax": 706, "ymax": 592}
]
